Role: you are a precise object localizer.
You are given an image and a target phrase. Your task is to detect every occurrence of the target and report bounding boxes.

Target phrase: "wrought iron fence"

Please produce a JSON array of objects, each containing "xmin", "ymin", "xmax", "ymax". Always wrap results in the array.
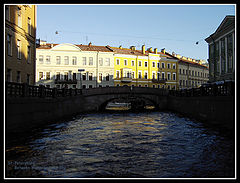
[
  {"xmin": 5, "ymin": 81, "xmax": 234, "ymax": 98},
  {"xmin": 169, "ymin": 81, "xmax": 234, "ymax": 97},
  {"xmin": 5, "ymin": 82, "xmax": 82, "ymax": 98}
]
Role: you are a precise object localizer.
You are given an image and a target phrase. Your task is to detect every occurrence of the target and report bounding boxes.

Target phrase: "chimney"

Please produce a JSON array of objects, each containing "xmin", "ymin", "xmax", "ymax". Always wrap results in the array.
[
  {"xmin": 50, "ymin": 43, "xmax": 54, "ymax": 48},
  {"xmin": 119, "ymin": 45, "xmax": 122, "ymax": 49},
  {"xmin": 161, "ymin": 48, "xmax": 165, "ymax": 54},
  {"xmin": 142, "ymin": 45, "xmax": 145, "ymax": 54},
  {"xmin": 130, "ymin": 46, "xmax": 136, "ymax": 51},
  {"xmin": 148, "ymin": 47, "xmax": 153, "ymax": 52},
  {"xmin": 154, "ymin": 48, "xmax": 158, "ymax": 54},
  {"xmin": 172, "ymin": 52, "xmax": 175, "ymax": 56},
  {"xmin": 88, "ymin": 42, "xmax": 92, "ymax": 47}
]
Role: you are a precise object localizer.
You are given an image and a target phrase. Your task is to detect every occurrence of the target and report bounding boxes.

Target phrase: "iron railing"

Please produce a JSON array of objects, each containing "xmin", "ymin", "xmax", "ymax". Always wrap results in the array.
[
  {"xmin": 169, "ymin": 81, "xmax": 234, "ymax": 97},
  {"xmin": 5, "ymin": 81, "xmax": 234, "ymax": 98}
]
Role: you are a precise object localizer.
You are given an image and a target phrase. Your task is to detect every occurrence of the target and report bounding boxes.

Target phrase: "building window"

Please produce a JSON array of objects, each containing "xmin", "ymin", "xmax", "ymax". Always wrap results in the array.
[
  {"xmin": 99, "ymin": 73, "xmax": 103, "ymax": 81},
  {"xmin": 162, "ymin": 62, "xmax": 165, "ymax": 68},
  {"xmin": 89, "ymin": 57, "xmax": 93, "ymax": 65},
  {"xmin": 167, "ymin": 73, "xmax": 171, "ymax": 80},
  {"xmin": 28, "ymin": 17, "xmax": 31, "ymax": 35},
  {"xmin": 73, "ymin": 73, "xmax": 77, "ymax": 80},
  {"xmin": 192, "ymin": 70, "xmax": 194, "ymax": 76},
  {"xmin": 144, "ymin": 72, "xmax": 148, "ymax": 79},
  {"xmin": 46, "ymin": 56, "xmax": 51, "ymax": 64},
  {"xmin": 56, "ymin": 72, "xmax": 60, "ymax": 80},
  {"xmin": 139, "ymin": 61, "xmax": 142, "ymax": 67},
  {"xmin": 152, "ymin": 62, "xmax": 155, "ymax": 67},
  {"xmin": 116, "ymin": 59, "xmax": 120, "ymax": 65},
  {"xmin": 17, "ymin": 71, "xmax": 21, "ymax": 83},
  {"xmin": 162, "ymin": 72, "xmax": 165, "ymax": 79},
  {"xmin": 82, "ymin": 57, "xmax": 87, "ymax": 65},
  {"xmin": 26, "ymin": 75, "xmax": 30, "ymax": 85},
  {"xmin": 132, "ymin": 60, "xmax": 135, "ymax": 66},
  {"xmin": 157, "ymin": 72, "xmax": 160, "ymax": 80},
  {"xmin": 116, "ymin": 71, "xmax": 120, "ymax": 78},
  {"xmin": 7, "ymin": 34, "xmax": 12, "ymax": 56},
  {"xmin": 157, "ymin": 62, "xmax": 160, "ymax": 68},
  {"xmin": 82, "ymin": 73, "xmax": 86, "ymax": 81},
  {"xmin": 46, "ymin": 72, "xmax": 50, "ymax": 80},
  {"xmin": 82, "ymin": 85, "xmax": 86, "ymax": 89},
  {"xmin": 89, "ymin": 85, "xmax": 93, "ymax": 88},
  {"xmin": 17, "ymin": 7, "xmax": 21, "ymax": 27},
  {"xmin": 106, "ymin": 74, "xmax": 110, "ymax": 81},
  {"xmin": 132, "ymin": 71, "xmax": 135, "ymax": 78},
  {"xmin": 173, "ymin": 64, "xmax": 176, "ymax": 69},
  {"xmin": 105, "ymin": 58, "xmax": 110, "ymax": 66},
  {"xmin": 72, "ymin": 56, "xmax": 77, "ymax": 65},
  {"xmin": 39, "ymin": 72, "xmax": 43, "ymax": 80},
  {"xmin": 7, "ymin": 69, "xmax": 12, "ymax": 82},
  {"xmin": 17, "ymin": 40, "xmax": 21, "ymax": 59},
  {"xmin": 99, "ymin": 58, "xmax": 103, "ymax": 66},
  {"xmin": 64, "ymin": 56, "xmax": 69, "ymax": 65},
  {"xmin": 56, "ymin": 56, "xmax": 61, "ymax": 64},
  {"xmin": 173, "ymin": 73, "xmax": 176, "ymax": 80},
  {"xmin": 152, "ymin": 72, "xmax": 156, "ymax": 79},
  {"xmin": 167, "ymin": 63, "xmax": 171, "ymax": 69},
  {"xmin": 39, "ymin": 55, "xmax": 43, "ymax": 63},
  {"xmin": 27, "ymin": 45, "xmax": 31, "ymax": 63},
  {"xmin": 124, "ymin": 59, "xmax": 128, "ymax": 66},
  {"xmin": 183, "ymin": 69, "xmax": 185, "ymax": 75},
  {"xmin": 89, "ymin": 73, "xmax": 93, "ymax": 81},
  {"xmin": 145, "ymin": 61, "xmax": 148, "ymax": 67},
  {"xmin": 64, "ymin": 72, "xmax": 68, "ymax": 80},
  {"xmin": 138, "ymin": 71, "xmax": 142, "ymax": 79},
  {"xmin": 179, "ymin": 69, "xmax": 181, "ymax": 74}
]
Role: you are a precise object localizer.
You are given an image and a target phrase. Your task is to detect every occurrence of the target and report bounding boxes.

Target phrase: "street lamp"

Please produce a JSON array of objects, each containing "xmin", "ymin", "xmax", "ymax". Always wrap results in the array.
[{"xmin": 78, "ymin": 69, "xmax": 85, "ymax": 89}]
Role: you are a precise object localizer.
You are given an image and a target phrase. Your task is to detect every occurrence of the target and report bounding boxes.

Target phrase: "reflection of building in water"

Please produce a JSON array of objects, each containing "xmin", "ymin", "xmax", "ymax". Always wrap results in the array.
[
  {"xmin": 5, "ymin": 5, "xmax": 37, "ymax": 85},
  {"xmin": 36, "ymin": 41, "xmax": 115, "ymax": 89}
]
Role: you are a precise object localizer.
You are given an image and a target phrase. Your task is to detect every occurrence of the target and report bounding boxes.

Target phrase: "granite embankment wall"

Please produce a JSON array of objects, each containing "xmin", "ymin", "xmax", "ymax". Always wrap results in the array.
[
  {"xmin": 6, "ymin": 96, "xmax": 87, "ymax": 134},
  {"xmin": 167, "ymin": 96, "xmax": 235, "ymax": 130},
  {"xmin": 6, "ymin": 94, "xmax": 235, "ymax": 135}
]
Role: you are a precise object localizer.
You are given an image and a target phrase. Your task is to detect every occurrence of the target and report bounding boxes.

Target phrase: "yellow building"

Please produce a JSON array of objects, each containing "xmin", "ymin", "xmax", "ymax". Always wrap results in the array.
[
  {"xmin": 109, "ymin": 45, "xmax": 178, "ymax": 89},
  {"xmin": 5, "ymin": 5, "xmax": 37, "ymax": 85}
]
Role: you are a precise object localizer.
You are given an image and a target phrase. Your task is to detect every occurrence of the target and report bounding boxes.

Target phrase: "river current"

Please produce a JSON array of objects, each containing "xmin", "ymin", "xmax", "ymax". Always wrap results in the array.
[{"xmin": 6, "ymin": 111, "xmax": 235, "ymax": 178}]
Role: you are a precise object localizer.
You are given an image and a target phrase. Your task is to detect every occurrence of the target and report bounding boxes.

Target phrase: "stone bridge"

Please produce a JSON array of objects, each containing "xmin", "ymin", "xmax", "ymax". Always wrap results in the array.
[
  {"xmin": 81, "ymin": 86, "xmax": 168, "ymax": 111},
  {"xmin": 6, "ymin": 82, "xmax": 235, "ymax": 134}
]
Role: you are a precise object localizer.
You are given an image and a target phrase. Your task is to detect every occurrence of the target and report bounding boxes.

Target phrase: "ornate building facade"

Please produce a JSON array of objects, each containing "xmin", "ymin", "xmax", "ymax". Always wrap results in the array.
[{"xmin": 5, "ymin": 5, "xmax": 37, "ymax": 85}]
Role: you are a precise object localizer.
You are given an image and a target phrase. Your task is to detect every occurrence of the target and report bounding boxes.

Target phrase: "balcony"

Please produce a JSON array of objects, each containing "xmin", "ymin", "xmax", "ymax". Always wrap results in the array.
[
  {"xmin": 152, "ymin": 78, "xmax": 167, "ymax": 83},
  {"xmin": 55, "ymin": 79, "xmax": 77, "ymax": 84},
  {"xmin": 121, "ymin": 77, "xmax": 132, "ymax": 83}
]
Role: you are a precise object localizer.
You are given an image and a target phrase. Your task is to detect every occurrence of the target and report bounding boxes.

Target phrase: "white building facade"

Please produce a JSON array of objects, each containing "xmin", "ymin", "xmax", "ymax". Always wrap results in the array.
[{"xmin": 36, "ymin": 42, "xmax": 114, "ymax": 89}]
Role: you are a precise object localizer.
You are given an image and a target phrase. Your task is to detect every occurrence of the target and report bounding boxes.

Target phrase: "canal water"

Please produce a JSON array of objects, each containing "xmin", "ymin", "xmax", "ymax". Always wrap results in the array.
[{"xmin": 6, "ymin": 111, "xmax": 235, "ymax": 178}]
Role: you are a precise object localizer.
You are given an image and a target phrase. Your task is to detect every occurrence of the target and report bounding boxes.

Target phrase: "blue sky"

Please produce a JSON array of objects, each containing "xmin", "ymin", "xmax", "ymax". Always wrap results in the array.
[{"xmin": 36, "ymin": 4, "xmax": 235, "ymax": 61}]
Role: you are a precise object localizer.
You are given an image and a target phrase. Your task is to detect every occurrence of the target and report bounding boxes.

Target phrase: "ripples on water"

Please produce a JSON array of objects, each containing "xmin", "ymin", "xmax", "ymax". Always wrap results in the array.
[{"xmin": 6, "ymin": 112, "xmax": 235, "ymax": 178}]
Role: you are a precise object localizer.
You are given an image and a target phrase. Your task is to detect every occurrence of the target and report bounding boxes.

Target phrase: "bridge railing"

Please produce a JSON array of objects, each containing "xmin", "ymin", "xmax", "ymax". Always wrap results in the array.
[
  {"xmin": 5, "ymin": 82, "xmax": 83, "ymax": 98},
  {"xmin": 6, "ymin": 81, "xmax": 234, "ymax": 98},
  {"xmin": 169, "ymin": 81, "xmax": 234, "ymax": 97}
]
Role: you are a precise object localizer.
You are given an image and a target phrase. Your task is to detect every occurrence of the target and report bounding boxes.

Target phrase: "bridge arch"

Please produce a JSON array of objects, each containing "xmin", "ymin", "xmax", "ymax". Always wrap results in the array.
[{"xmin": 97, "ymin": 95, "xmax": 159, "ymax": 111}]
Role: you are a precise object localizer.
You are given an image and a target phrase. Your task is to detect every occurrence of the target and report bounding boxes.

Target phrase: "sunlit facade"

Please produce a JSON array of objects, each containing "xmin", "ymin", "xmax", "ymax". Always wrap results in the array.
[
  {"xmin": 110, "ymin": 45, "xmax": 179, "ymax": 89},
  {"xmin": 36, "ymin": 41, "xmax": 114, "ymax": 88},
  {"xmin": 5, "ymin": 5, "xmax": 37, "ymax": 85}
]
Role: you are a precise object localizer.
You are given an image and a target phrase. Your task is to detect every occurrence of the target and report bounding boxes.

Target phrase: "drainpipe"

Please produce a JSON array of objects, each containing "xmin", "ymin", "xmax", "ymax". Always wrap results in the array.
[
  {"xmin": 96, "ymin": 51, "xmax": 99, "ymax": 87},
  {"xmin": 136, "ymin": 56, "xmax": 138, "ymax": 87}
]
